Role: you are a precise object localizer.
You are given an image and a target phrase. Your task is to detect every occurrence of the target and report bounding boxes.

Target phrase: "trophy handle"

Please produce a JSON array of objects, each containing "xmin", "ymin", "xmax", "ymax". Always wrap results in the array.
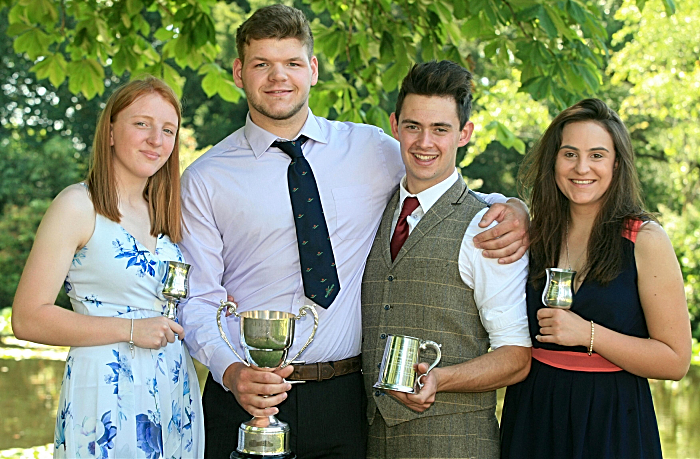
[
  {"xmin": 216, "ymin": 301, "xmax": 250, "ymax": 367},
  {"xmin": 415, "ymin": 340, "xmax": 442, "ymax": 391},
  {"xmin": 542, "ymin": 268, "xmax": 553, "ymax": 307},
  {"xmin": 280, "ymin": 305, "xmax": 319, "ymax": 369}
]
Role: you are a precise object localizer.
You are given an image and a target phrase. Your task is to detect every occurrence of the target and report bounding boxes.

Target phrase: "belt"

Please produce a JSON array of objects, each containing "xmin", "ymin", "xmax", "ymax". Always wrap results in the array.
[{"xmin": 287, "ymin": 355, "xmax": 361, "ymax": 382}]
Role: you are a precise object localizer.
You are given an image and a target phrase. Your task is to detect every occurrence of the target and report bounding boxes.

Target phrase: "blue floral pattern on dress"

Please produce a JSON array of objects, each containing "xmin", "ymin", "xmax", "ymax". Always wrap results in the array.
[
  {"xmin": 113, "ymin": 229, "xmax": 158, "ymax": 278},
  {"xmin": 54, "ymin": 214, "xmax": 203, "ymax": 457},
  {"xmin": 136, "ymin": 411, "xmax": 163, "ymax": 459},
  {"xmin": 86, "ymin": 294, "xmax": 103, "ymax": 308},
  {"xmin": 72, "ymin": 247, "xmax": 88, "ymax": 266},
  {"xmin": 105, "ymin": 349, "xmax": 133, "ymax": 394}
]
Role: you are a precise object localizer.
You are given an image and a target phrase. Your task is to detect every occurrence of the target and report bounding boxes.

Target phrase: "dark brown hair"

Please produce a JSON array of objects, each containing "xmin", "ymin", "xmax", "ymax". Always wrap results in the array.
[
  {"xmin": 520, "ymin": 98, "xmax": 654, "ymax": 287},
  {"xmin": 395, "ymin": 60, "xmax": 473, "ymax": 129},
  {"xmin": 235, "ymin": 4, "xmax": 314, "ymax": 63},
  {"xmin": 86, "ymin": 76, "xmax": 183, "ymax": 242}
]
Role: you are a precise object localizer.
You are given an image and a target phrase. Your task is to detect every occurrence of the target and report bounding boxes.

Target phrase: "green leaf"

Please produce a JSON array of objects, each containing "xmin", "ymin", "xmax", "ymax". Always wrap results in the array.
[
  {"xmin": 67, "ymin": 59, "xmax": 105, "ymax": 99},
  {"xmin": 6, "ymin": 23, "xmax": 33, "ymax": 36},
  {"xmin": 366, "ymin": 106, "xmax": 391, "ymax": 135},
  {"xmin": 662, "ymin": 0, "xmax": 676, "ymax": 15},
  {"xmin": 199, "ymin": 63, "xmax": 242, "ymax": 102},
  {"xmin": 636, "ymin": 0, "xmax": 648, "ymax": 12},
  {"xmin": 25, "ymin": 0, "xmax": 58, "ymax": 25},
  {"xmin": 521, "ymin": 76, "xmax": 551, "ymax": 100},
  {"xmin": 162, "ymin": 63, "xmax": 186, "ymax": 99},
  {"xmin": 536, "ymin": 6, "xmax": 558, "ymax": 38},
  {"xmin": 382, "ymin": 62, "xmax": 410, "ymax": 93},
  {"xmin": 13, "ymin": 28, "xmax": 53, "ymax": 60},
  {"xmin": 154, "ymin": 27, "xmax": 175, "ymax": 42},
  {"xmin": 379, "ymin": 31, "xmax": 394, "ymax": 64},
  {"xmin": 454, "ymin": 1, "xmax": 468, "ymax": 19},
  {"xmin": 543, "ymin": 5, "xmax": 575, "ymax": 40},
  {"xmin": 126, "ymin": 0, "xmax": 143, "ymax": 16},
  {"xmin": 30, "ymin": 53, "xmax": 67, "ymax": 88}
]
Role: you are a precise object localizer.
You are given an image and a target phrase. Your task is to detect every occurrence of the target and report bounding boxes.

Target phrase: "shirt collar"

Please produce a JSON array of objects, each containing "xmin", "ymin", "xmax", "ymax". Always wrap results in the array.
[
  {"xmin": 243, "ymin": 108, "xmax": 329, "ymax": 158},
  {"xmin": 398, "ymin": 169, "xmax": 461, "ymax": 213}
]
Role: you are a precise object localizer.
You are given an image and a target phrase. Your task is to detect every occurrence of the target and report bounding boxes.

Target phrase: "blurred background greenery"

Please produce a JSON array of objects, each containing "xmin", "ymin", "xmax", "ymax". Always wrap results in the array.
[{"xmin": 1, "ymin": 0, "xmax": 699, "ymax": 456}]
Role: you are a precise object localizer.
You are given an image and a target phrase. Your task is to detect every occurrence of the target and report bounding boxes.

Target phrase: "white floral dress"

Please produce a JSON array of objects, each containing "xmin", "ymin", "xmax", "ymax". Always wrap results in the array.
[{"xmin": 54, "ymin": 212, "xmax": 204, "ymax": 458}]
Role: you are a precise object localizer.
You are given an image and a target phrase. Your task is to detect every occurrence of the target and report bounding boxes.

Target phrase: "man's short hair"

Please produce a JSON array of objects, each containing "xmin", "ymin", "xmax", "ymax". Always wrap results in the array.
[
  {"xmin": 395, "ymin": 60, "xmax": 473, "ymax": 129},
  {"xmin": 236, "ymin": 4, "xmax": 314, "ymax": 62}
]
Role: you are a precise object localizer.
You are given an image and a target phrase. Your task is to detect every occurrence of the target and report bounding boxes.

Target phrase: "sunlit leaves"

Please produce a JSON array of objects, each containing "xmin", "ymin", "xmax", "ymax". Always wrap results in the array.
[
  {"xmin": 199, "ymin": 63, "xmax": 242, "ymax": 102},
  {"xmin": 30, "ymin": 52, "xmax": 66, "ymax": 87}
]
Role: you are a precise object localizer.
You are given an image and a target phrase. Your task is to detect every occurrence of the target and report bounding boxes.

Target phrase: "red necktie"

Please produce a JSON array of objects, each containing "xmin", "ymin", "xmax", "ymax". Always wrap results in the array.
[{"xmin": 390, "ymin": 197, "xmax": 420, "ymax": 261}]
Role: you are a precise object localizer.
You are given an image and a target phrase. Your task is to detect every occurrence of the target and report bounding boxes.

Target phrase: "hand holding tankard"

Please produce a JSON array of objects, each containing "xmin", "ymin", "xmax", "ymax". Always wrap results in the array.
[{"xmin": 374, "ymin": 334, "xmax": 442, "ymax": 394}]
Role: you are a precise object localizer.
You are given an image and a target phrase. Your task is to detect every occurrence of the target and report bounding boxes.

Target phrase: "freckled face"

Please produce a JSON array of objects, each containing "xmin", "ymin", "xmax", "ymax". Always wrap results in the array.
[
  {"xmin": 391, "ymin": 94, "xmax": 474, "ymax": 194},
  {"xmin": 110, "ymin": 93, "xmax": 179, "ymax": 182},
  {"xmin": 233, "ymin": 38, "xmax": 318, "ymax": 131},
  {"xmin": 554, "ymin": 121, "xmax": 617, "ymax": 212}
]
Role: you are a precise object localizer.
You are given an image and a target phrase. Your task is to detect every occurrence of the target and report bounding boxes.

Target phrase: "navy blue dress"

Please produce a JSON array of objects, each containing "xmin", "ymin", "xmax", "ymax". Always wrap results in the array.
[{"xmin": 500, "ymin": 227, "xmax": 662, "ymax": 459}]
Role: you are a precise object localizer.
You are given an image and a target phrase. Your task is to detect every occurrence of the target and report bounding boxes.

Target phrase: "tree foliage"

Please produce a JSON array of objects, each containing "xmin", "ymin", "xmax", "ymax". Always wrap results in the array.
[{"xmin": 605, "ymin": 0, "xmax": 700, "ymax": 338}]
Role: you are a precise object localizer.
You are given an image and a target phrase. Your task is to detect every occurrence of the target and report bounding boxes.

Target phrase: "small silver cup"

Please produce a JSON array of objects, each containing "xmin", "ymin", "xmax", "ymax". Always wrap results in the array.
[
  {"xmin": 542, "ymin": 268, "xmax": 576, "ymax": 309},
  {"xmin": 161, "ymin": 261, "xmax": 191, "ymax": 320},
  {"xmin": 374, "ymin": 334, "xmax": 442, "ymax": 394},
  {"xmin": 216, "ymin": 300, "xmax": 318, "ymax": 458}
]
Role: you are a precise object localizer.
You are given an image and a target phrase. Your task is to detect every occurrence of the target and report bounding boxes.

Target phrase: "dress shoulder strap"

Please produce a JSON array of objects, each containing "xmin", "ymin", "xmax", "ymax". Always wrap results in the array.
[{"xmin": 622, "ymin": 219, "xmax": 644, "ymax": 243}]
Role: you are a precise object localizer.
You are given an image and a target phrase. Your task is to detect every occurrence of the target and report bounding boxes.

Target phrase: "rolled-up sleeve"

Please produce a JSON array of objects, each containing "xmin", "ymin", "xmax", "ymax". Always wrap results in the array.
[
  {"xmin": 459, "ymin": 208, "xmax": 531, "ymax": 349},
  {"xmin": 179, "ymin": 168, "xmax": 238, "ymax": 388}
]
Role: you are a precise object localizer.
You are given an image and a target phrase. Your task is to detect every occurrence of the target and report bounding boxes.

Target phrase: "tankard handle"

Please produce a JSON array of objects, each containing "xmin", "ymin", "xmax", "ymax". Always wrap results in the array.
[{"xmin": 415, "ymin": 340, "xmax": 442, "ymax": 391}]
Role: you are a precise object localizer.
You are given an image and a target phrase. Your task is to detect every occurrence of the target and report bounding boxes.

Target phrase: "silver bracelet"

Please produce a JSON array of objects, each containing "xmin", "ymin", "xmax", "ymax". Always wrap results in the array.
[{"xmin": 129, "ymin": 318, "xmax": 135, "ymax": 358}]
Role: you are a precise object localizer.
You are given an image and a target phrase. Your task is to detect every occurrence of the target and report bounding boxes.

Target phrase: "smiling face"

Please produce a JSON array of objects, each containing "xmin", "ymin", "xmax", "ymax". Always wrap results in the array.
[
  {"xmin": 391, "ymin": 94, "xmax": 474, "ymax": 194},
  {"xmin": 233, "ymin": 38, "xmax": 318, "ymax": 134},
  {"xmin": 110, "ymin": 93, "xmax": 178, "ymax": 183},
  {"xmin": 554, "ymin": 121, "xmax": 617, "ymax": 213}
]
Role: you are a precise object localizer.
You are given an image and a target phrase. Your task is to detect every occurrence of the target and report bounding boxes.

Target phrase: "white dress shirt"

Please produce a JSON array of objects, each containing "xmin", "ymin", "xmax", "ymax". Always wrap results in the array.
[
  {"xmin": 392, "ymin": 170, "xmax": 532, "ymax": 349},
  {"xmin": 179, "ymin": 110, "xmax": 510, "ymax": 386}
]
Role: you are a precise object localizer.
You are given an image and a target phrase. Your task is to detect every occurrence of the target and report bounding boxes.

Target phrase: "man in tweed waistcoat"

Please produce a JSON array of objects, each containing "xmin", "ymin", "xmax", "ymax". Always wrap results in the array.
[{"xmin": 362, "ymin": 61, "xmax": 532, "ymax": 459}]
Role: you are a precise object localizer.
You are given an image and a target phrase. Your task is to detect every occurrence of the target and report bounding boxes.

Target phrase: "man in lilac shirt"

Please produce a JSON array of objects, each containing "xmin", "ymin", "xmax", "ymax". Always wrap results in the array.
[{"xmin": 178, "ymin": 5, "xmax": 529, "ymax": 458}]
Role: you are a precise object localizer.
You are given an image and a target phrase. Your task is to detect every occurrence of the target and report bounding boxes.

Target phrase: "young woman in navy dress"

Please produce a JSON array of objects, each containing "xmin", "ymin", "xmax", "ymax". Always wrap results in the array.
[{"xmin": 500, "ymin": 99, "xmax": 691, "ymax": 459}]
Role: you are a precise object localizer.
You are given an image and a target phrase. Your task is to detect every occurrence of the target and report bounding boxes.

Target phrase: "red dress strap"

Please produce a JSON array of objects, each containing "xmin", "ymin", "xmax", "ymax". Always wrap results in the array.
[{"xmin": 622, "ymin": 219, "xmax": 644, "ymax": 243}]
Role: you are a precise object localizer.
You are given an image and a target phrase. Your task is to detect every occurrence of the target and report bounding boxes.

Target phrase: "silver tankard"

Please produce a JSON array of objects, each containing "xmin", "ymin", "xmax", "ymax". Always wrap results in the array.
[
  {"xmin": 542, "ymin": 268, "xmax": 576, "ymax": 309},
  {"xmin": 216, "ymin": 300, "xmax": 319, "ymax": 459},
  {"xmin": 374, "ymin": 334, "xmax": 442, "ymax": 394},
  {"xmin": 161, "ymin": 261, "xmax": 191, "ymax": 320}
]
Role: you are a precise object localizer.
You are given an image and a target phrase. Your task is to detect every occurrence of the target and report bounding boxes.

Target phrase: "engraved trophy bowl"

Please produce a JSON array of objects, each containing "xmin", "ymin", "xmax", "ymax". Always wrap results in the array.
[
  {"xmin": 216, "ymin": 300, "xmax": 319, "ymax": 459},
  {"xmin": 542, "ymin": 267, "xmax": 576, "ymax": 309},
  {"xmin": 161, "ymin": 261, "xmax": 191, "ymax": 320}
]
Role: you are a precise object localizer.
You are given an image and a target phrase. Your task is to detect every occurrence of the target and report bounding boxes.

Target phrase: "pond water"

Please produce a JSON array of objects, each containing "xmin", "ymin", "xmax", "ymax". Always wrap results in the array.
[{"xmin": 1, "ymin": 354, "xmax": 699, "ymax": 456}]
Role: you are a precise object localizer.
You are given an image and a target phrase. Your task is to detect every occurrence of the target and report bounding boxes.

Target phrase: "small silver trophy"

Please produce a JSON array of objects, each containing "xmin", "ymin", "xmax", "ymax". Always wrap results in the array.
[
  {"xmin": 216, "ymin": 300, "xmax": 319, "ymax": 459},
  {"xmin": 542, "ymin": 268, "xmax": 576, "ymax": 309},
  {"xmin": 374, "ymin": 334, "xmax": 441, "ymax": 394},
  {"xmin": 162, "ymin": 261, "xmax": 191, "ymax": 320}
]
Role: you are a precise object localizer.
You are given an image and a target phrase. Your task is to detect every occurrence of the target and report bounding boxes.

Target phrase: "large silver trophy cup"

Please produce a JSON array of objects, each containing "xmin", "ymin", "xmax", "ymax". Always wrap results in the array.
[
  {"xmin": 162, "ymin": 261, "xmax": 191, "ymax": 320},
  {"xmin": 542, "ymin": 268, "xmax": 576, "ymax": 309},
  {"xmin": 216, "ymin": 300, "xmax": 319, "ymax": 459}
]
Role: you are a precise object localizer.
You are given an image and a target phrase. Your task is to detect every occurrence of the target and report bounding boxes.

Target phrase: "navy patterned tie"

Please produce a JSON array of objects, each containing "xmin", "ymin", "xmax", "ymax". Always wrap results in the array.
[{"xmin": 273, "ymin": 136, "xmax": 340, "ymax": 308}]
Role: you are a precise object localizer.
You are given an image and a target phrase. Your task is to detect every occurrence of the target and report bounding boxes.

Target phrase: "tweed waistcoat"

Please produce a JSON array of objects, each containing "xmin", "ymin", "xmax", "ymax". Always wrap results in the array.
[{"xmin": 361, "ymin": 178, "xmax": 497, "ymax": 427}]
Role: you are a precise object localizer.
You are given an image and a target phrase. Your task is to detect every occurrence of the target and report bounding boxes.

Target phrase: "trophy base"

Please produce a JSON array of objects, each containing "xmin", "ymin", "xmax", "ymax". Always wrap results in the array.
[
  {"xmin": 374, "ymin": 381, "xmax": 415, "ymax": 394},
  {"xmin": 230, "ymin": 452, "xmax": 296, "ymax": 459}
]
